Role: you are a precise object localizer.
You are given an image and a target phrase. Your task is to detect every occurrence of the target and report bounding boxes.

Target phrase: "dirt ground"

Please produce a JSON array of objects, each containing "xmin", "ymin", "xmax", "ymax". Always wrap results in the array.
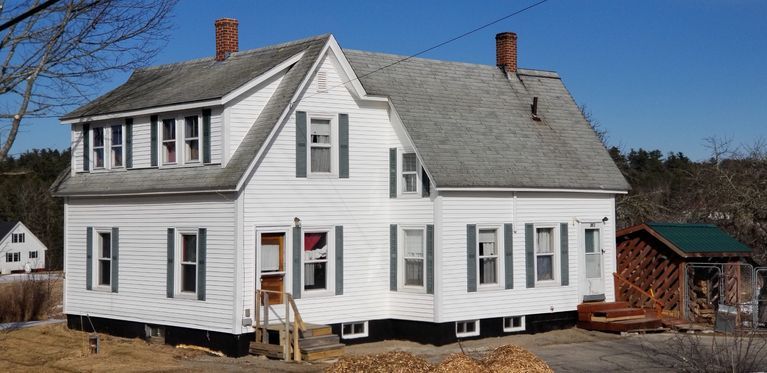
[{"xmin": 0, "ymin": 323, "xmax": 633, "ymax": 372}]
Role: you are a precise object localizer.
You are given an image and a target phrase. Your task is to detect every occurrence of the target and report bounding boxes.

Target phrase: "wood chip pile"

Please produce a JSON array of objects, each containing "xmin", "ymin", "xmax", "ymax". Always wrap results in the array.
[{"xmin": 325, "ymin": 344, "xmax": 553, "ymax": 373}]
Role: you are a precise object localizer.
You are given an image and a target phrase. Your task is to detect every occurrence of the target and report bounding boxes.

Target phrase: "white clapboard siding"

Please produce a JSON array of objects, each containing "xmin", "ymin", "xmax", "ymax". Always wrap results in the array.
[
  {"xmin": 238, "ymin": 53, "xmax": 434, "ymax": 332},
  {"xmin": 436, "ymin": 192, "xmax": 616, "ymax": 322},
  {"xmin": 227, "ymin": 72, "xmax": 285, "ymax": 159},
  {"xmin": 64, "ymin": 194, "xmax": 237, "ymax": 333},
  {"xmin": 70, "ymin": 124, "xmax": 83, "ymax": 175},
  {"xmin": 0, "ymin": 223, "xmax": 47, "ymax": 274}
]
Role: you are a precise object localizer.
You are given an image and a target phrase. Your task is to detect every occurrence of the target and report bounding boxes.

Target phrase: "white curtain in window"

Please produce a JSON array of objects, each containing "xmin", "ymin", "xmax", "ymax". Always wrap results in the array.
[
  {"xmin": 537, "ymin": 228, "xmax": 552, "ymax": 253},
  {"xmin": 311, "ymin": 148, "xmax": 331, "ymax": 172},
  {"xmin": 405, "ymin": 230, "xmax": 423, "ymax": 257},
  {"xmin": 481, "ymin": 258, "xmax": 496, "ymax": 283},
  {"xmin": 261, "ymin": 244, "xmax": 280, "ymax": 272}
]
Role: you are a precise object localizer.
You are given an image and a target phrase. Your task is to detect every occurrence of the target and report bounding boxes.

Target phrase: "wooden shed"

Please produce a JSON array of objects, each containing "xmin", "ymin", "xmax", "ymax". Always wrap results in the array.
[{"xmin": 616, "ymin": 223, "xmax": 752, "ymax": 320}]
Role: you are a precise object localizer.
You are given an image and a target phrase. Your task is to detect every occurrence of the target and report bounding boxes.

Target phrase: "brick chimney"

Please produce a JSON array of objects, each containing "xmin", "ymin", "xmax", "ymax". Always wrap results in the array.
[
  {"xmin": 215, "ymin": 18, "xmax": 239, "ymax": 61},
  {"xmin": 495, "ymin": 32, "xmax": 517, "ymax": 73}
]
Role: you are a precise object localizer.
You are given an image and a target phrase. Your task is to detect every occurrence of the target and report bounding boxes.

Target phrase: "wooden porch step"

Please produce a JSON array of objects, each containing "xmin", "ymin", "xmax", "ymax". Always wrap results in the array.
[
  {"xmin": 590, "ymin": 308, "xmax": 647, "ymax": 321},
  {"xmin": 262, "ymin": 322, "xmax": 333, "ymax": 337},
  {"xmin": 577, "ymin": 301, "xmax": 629, "ymax": 313},
  {"xmin": 302, "ymin": 343, "xmax": 345, "ymax": 362},
  {"xmin": 299, "ymin": 334, "xmax": 340, "ymax": 349},
  {"xmin": 578, "ymin": 317, "xmax": 663, "ymax": 333},
  {"xmin": 249, "ymin": 342, "xmax": 285, "ymax": 359}
]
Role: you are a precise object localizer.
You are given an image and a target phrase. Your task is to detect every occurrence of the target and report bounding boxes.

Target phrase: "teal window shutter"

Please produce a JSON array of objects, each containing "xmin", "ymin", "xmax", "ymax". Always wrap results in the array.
[
  {"xmin": 525, "ymin": 224, "xmax": 535, "ymax": 288},
  {"xmin": 86, "ymin": 227, "xmax": 93, "ymax": 290},
  {"xmin": 389, "ymin": 224, "xmax": 397, "ymax": 291},
  {"xmin": 421, "ymin": 169, "xmax": 430, "ymax": 198},
  {"xmin": 292, "ymin": 226, "xmax": 302, "ymax": 298},
  {"xmin": 202, "ymin": 109, "xmax": 211, "ymax": 164},
  {"xmin": 504, "ymin": 223, "xmax": 513, "ymax": 289},
  {"xmin": 339, "ymin": 114, "xmax": 349, "ymax": 178},
  {"xmin": 295, "ymin": 111, "xmax": 307, "ymax": 178},
  {"xmin": 150, "ymin": 115, "xmax": 158, "ymax": 167},
  {"xmin": 466, "ymin": 224, "xmax": 477, "ymax": 292},
  {"xmin": 389, "ymin": 148, "xmax": 397, "ymax": 198},
  {"xmin": 560, "ymin": 223, "xmax": 569, "ymax": 286},
  {"xmin": 111, "ymin": 227, "xmax": 119, "ymax": 293},
  {"xmin": 426, "ymin": 224, "xmax": 434, "ymax": 294},
  {"xmin": 198, "ymin": 228, "xmax": 207, "ymax": 301},
  {"xmin": 125, "ymin": 118, "xmax": 133, "ymax": 169},
  {"xmin": 335, "ymin": 226, "xmax": 343, "ymax": 295},
  {"xmin": 166, "ymin": 228, "xmax": 175, "ymax": 298},
  {"xmin": 82, "ymin": 124, "xmax": 90, "ymax": 172}
]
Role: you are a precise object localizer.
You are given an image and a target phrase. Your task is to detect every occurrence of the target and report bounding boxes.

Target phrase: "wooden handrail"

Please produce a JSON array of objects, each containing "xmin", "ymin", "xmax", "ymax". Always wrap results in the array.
[
  {"xmin": 254, "ymin": 289, "xmax": 307, "ymax": 362},
  {"xmin": 613, "ymin": 272, "xmax": 664, "ymax": 317}
]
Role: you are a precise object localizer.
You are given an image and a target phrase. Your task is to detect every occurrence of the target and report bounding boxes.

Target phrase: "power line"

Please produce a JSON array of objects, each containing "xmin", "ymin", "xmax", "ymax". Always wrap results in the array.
[{"xmin": 301, "ymin": 0, "xmax": 551, "ymax": 102}]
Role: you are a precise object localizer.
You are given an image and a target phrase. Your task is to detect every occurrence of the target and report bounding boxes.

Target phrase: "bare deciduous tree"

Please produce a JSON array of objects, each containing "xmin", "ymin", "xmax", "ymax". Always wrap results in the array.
[{"xmin": 0, "ymin": 0, "xmax": 177, "ymax": 160}]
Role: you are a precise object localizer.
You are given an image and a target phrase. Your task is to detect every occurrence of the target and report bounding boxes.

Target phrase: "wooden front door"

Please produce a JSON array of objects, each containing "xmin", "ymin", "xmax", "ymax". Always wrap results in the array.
[{"xmin": 260, "ymin": 233, "xmax": 286, "ymax": 304}]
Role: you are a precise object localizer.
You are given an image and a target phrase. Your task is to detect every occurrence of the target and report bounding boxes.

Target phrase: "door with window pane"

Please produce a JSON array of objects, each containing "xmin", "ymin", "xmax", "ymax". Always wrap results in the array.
[
  {"xmin": 259, "ymin": 233, "xmax": 285, "ymax": 304},
  {"xmin": 581, "ymin": 225, "xmax": 605, "ymax": 297}
]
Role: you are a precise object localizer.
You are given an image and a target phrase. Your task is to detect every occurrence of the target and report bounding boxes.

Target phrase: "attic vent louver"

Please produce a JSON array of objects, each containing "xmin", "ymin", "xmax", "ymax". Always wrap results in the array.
[
  {"xmin": 531, "ymin": 96, "xmax": 541, "ymax": 121},
  {"xmin": 317, "ymin": 70, "xmax": 328, "ymax": 93}
]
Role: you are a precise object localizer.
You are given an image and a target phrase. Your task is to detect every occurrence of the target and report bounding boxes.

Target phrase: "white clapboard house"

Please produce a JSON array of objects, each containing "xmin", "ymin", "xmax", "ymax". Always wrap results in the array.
[
  {"xmin": 52, "ymin": 19, "xmax": 629, "ymax": 357},
  {"xmin": 0, "ymin": 221, "xmax": 47, "ymax": 274}
]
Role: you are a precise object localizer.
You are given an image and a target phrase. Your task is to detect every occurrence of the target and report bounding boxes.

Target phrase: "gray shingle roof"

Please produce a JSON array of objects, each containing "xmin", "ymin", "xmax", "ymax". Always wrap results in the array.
[
  {"xmin": 52, "ymin": 35, "xmax": 329, "ymax": 196},
  {"xmin": 343, "ymin": 50, "xmax": 629, "ymax": 191},
  {"xmin": 61, "ymin": 34, "xmax": 330, "ymax": 120},
  {"xmin": 53, "ymin": 34, "xmax": 629, "ymax": 195}
]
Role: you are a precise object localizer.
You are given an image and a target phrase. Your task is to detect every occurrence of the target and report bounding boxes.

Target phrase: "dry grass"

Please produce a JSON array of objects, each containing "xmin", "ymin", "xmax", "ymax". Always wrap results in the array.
[
  {"xmin": 326, "ymin": 344, "xmax": 553, "ymax": 373},
  {"xmin": 0, "ymin": 323, "xmax": 206, "ymax": 372},
  {"xmin": 0, "ymin": 274, "xmax": 61, "ymax": 323}
]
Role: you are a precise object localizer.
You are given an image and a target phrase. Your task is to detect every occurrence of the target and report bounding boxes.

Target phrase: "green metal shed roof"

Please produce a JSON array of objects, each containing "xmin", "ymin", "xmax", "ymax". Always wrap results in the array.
[{"xmin": 647, "ymin": 223, "xmax": 751, "ymax": 254}]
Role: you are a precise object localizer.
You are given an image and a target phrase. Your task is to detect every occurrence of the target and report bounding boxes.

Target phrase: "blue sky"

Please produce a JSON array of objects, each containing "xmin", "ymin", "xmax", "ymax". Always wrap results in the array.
[{"xmin": 10, "ymin": 0, "xmax": 766, "ymax": 160}]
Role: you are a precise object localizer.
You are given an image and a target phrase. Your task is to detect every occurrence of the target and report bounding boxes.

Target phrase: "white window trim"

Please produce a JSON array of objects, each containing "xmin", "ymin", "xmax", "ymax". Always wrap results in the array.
[
  {"xmin": 93, "ymin": 228, "xmax": 112, "ymax": 291},
  {"xmin": 110, "ymin": 124, "xmax": 126, "ymax": 169},
  {"xmin": 307, "ymin": 114, "xmax": 338, "ymax": 177},
  {"xmin": 301, "ymin": 226, "xmax": 335, "ymax": 298},
  {"xmin": 175, "ymin": 228, "xmax": 199, "ymax": 299},
  {"xmin": 534, "ymin": 224, "xmax": 560, "ymax": 286},
  {"xmin": 161, "ymin": 118, "xmax": 178, "ymax": 166},
  {"xmin": 89, "ymin": 124, "xmax": 126, "ymax": 172},
  {"xmin": 183, "ymin": 115, "xmax": 202, "ymax": 164},
  {"xmin": 6, "ymin": 252, "xmax": 20, "ymax": 262},
  {"xmin": 401, "ymin": 152, "xmax": 419, "ymax": 195},
  {"xmin": 455, "ymin": 320, "xmax": 480, "ymax": 338},
  {"xmin": 399, "ymin": 226, "xmax": 426, "ymax": 292},
  {"xmin": 341, "ymin": 321, "xmax": 368, "ymax": 339},
  {"xmin": 583, "ymin": 226, "xmax": 604, "ymax": 280},
  {"xmin": 28, "ymin": 251, "xmax": 38, "ymax": 259},
  {"xmin": 503, "ymin": 316, "xmax": 526, "ymax": 332},
  {"xmin": 476, "ymin": 225, "xmax": 503, "ymax": 290},
  {"xmin": 397, "ymin": 149, "xmax": 421, "ymax": 198},
  {"xmin": 12, "ymin": 232, "xmax": 25, "ymax": 243}
]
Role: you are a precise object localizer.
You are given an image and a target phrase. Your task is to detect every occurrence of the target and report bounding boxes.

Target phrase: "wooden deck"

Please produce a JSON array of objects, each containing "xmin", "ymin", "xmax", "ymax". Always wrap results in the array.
[{"xmin": 577, "ymin": 301, "xmax": 664, "ymax": 333}]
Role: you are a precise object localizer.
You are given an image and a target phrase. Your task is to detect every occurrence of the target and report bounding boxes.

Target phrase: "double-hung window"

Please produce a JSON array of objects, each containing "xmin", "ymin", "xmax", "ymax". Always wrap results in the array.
[
  {"xmin": 402, "ymin": 153, "xmax": 418, "ymax": 193},
  {"xmin": 184, "ymin": 116, "xmax": 200, "ymax": 163},
  {"xmin": 535, "ymin": 227, "xmax": 556, "ymax": 282},
  {"xmin": 93, "ymin": 127, "xmax": 105, "ymax": 169},
  {"xmin": 403, "ymin": 229, "xmax": 425, "ymax": 287},
  {"xmin": 309, "ymin": 118, "xmax": 332, "ymax": 173},
  {"xmin": 180, "ymin": 233, "xmax": 198, "ymax": 293},
  {"xmin": 97, "ymin": 232, "xmax": 111, "ymax": 286},
  {"xmin": 478, "ymin": 229, "xmax": 499, "ymax": 285},
  {"xmin": 162, "ymin": 119, "xmax": 177, "ymax": 164},
  {"xmin": 11, "ymin": 233, "xmax": 24, "ymax": 243},
  {"xmin": 6, "ymin": 252, "xmax": 20, "ymax": 262},
  {"xmin": 304, "ymin": 232, "xmax": 329, "ymax": 291},
  {"xmin": 111, "ymin": 125, "xmax": 123, "ymax": 168},
  {"xmin": 29, "ymin": 251, "xmax": 38, "ymax": 259}
]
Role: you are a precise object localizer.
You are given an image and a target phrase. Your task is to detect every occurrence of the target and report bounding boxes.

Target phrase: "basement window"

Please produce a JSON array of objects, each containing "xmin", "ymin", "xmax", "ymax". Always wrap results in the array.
[
  {"xmin": 455, "ymin": 320, "xmax": 480, "ymax": 338},
  {"xmin": 503, "ymin": 316, "xmax": 525, "ymax": 332},
  {"xmin": 341, "ymin": 321, "xmax": 368, "ymax": 339}
]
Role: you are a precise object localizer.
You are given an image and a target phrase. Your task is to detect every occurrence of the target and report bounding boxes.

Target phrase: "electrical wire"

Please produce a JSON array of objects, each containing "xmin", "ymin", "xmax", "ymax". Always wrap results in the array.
[{"xmin": 301, "ymin": 0, "xmax": 551, "ymax": 101}]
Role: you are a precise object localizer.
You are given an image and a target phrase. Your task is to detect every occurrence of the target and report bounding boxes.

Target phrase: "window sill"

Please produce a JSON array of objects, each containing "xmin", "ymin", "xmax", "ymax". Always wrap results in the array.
[
  {"xmin": 174, "ymin": 292, "xmax": 199, "ymax": 300},
  {"xmin": 307, "ymin": 172, "xmax": 338, "ymax": 179},
  {"xmin": 534, "ymin": 280, "xmax": 561, "ymax": 288},
  {"xmin": 92, "ymin": 285, "xmax": 112, "ymax": 292},
  {"xmin": 341, "ymin": 332, "xmax": 368, "ymax": 340},
  {"xmin": 302, "ymin": 289, "xmax": 334, "ymax": 298},
  {"xmin": 477, "ymin": 283, "xmax": 502, "ymax": 291},
  {"xmin": 397, "ymin": 285, "xmax": 427, "ymax": 294}
]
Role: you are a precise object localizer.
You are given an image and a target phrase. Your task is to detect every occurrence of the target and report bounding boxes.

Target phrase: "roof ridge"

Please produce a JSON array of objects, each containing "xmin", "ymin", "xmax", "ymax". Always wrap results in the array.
[
  {"xmin": 342, "ymin": 48, "xmax": 559, "ymax": 77},
  {"xmin": 138, "ymin": 33, "xmax": 331, "ymax": 73}
]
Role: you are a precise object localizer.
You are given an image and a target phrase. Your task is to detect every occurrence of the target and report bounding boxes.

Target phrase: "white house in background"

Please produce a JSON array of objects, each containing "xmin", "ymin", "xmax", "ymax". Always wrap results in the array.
[
  {"xmin": 52, "ymin": 18, "xmax": 629, "ymax": 357},
  {"xmin": 0, "ymin": 221, "xmax": 47, "ymax": 274}
]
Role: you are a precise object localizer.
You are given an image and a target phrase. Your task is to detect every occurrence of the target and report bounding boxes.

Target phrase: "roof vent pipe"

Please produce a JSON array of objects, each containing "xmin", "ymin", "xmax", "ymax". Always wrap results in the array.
[
  {"xmin": 495, "ymin": 32, "xmax": 517, "ymax": 73},
  {"xmin": 215, "ymin": 18, "xmax": 239, "ymax": 61}
]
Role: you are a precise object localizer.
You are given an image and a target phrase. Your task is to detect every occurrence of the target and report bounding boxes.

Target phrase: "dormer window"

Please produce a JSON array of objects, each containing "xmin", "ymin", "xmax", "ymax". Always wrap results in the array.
[
  {"xmin": 184, "ymin": 116, "xmax": 200, "ymax": 163},
  {"xmin": 310, "ymin": 118, "xmax": 331, "ymax": 173},
  {"xmin": 111, "ymin": 125, "xmax": 123, "ymax": 168},
  {"xmin": 402, "ymin": 153, "xmax": 418, "ymax": 193},
  {"xmin": 162, "ymin": 119, "xmax": 177, "ymax": 164},
  {"xmin": 92, "ymin": 127, "xmax": 105, "ymax": 169}
]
